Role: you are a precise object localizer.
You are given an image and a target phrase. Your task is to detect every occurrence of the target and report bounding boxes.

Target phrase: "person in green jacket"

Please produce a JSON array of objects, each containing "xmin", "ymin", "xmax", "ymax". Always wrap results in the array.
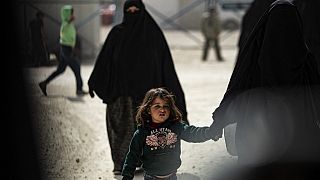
[
  {"xmin": 121, "ymin": 88, "xmax": 220, "ymax": 180},
  {"xmin": 201, "ymin": 6, "xmax": 224, "ymax": 62},
  {"xmin": 38, "ymin": 5, "xmax": 87, "ymax": 96}
]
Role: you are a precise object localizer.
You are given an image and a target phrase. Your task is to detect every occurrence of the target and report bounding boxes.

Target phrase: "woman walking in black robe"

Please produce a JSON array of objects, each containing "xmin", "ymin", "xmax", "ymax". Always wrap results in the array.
[
  {"xmin": 211, "ymin": 0, "xmax": 320, "ymax": 166},
  {"xmin": 88, "ymin": 0, "xmax": 188, "ymax": 174}
]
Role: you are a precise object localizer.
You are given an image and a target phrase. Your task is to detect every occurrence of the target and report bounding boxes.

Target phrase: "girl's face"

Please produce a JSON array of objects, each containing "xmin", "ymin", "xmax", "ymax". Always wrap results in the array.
[{"xmin": 149, "ymin": 97, "xmax": 170, "ymax": 123}]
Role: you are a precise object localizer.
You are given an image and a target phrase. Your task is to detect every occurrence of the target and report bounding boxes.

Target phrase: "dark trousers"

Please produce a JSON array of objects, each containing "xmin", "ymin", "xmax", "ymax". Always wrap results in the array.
[
  {"xmin": 45, "ymin": 45, "xmax": 83, "ymax": 91},
  {"xmin": 202, "ymin": 38, "xmax": 223, "ymax": 61},
  {"xmin": 31, "ymin": 40, "xmax": 49, "ymax": 67}
]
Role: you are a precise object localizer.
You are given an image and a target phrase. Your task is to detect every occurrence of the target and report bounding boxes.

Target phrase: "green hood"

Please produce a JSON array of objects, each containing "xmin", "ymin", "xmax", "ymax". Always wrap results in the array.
[
  {"xmin": 59, "ymin": 5, "xmax": 76, "ymax": 47},
  {"xmin": 61, "ymin": 5, "xmax": 73, "ymax": 22}
]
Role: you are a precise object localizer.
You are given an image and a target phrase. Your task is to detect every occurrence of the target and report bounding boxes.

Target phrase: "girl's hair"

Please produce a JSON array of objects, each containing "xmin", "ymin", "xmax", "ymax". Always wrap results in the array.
[{"xmin": 136, "ymin": 87, "xmax": 182, "ymax": 126}]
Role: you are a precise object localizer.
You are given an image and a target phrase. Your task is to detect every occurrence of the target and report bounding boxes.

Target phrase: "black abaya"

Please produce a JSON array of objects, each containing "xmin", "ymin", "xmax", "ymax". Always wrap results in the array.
[
  {"xmin": 88, "ymin": 0, "xmax": 188, "ymax": 121},
  {"xmin": 212, "ymin": 0, "xmax": 320, "ymax": 165},
  {"xmin": 87, "ymin": 0, "xmax": 189, "ymax": 172}
]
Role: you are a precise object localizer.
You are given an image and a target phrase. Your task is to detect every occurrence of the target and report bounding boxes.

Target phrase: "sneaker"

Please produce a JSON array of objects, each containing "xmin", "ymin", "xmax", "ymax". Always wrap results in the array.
[
  {"xmin": 76, "ymin": 90, "xmax": 88, "ymax": 96},
  {"xmin": 38, "ymin": 82, "xmax": 47, "ymax": 96},
  {"xmin": 202, "ymin": 58, "xmax": 207, "ymax": 61}
]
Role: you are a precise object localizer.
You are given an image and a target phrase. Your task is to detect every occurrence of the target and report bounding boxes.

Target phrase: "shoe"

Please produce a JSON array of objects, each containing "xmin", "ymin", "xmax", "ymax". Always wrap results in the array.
[
  {"xmin": 76, "ymin": 90, "xmax": 88, "ymax": 96},
  {"xmin": 39, "ymin": 82, "xmax": 47, "ymax": 96},
  {"xmin": 217, "ymin": 57, "xmax": 224, "ymax": 62},
  {"xmin": 113, "ymin": 170, "xmax": 122, "ymax": 175}
]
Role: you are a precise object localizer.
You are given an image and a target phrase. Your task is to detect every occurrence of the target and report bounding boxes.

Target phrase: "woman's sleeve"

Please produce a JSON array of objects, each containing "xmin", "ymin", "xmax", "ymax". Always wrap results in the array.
[{"xmin": 87, "ymin": 28, "xmax": 118, "ymax": 101}]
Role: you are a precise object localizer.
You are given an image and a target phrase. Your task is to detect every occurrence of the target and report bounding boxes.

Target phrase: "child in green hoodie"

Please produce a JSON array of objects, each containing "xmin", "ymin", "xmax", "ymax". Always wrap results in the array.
[
  {"xmin": 38, "ymin": 5, "xmax": 87, "ymax": 96},
  {"xmin": 121, "ymin": 87, "xmax": 221, "ymax": 180}
]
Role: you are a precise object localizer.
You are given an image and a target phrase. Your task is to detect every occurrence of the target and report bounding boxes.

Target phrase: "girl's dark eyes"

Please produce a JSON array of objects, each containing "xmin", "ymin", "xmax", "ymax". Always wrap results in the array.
[{"xmin": 150, "ymin": 104, "xmax": 170, "ymax": 110}]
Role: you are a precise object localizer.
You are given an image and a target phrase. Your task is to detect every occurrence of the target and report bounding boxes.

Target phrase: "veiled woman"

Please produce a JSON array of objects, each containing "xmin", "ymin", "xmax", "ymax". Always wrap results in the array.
[
  {"xmin": 211, "ymin": 0, "xmax": 320, "ymax": 166},
  {"xmin": 88, "ymin": 0, "xmax": 188, "ymax": 174}
]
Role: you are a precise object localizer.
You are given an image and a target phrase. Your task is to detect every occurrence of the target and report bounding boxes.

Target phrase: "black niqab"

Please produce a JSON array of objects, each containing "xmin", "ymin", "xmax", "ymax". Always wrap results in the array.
[{"xmin": 88, "ymin": 0, "xmax": 188, "ymax": 121}]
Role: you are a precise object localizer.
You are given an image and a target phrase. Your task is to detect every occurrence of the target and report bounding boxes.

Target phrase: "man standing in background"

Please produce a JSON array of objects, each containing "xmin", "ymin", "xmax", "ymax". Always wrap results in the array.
[{"xmin": 201, "ymin": 5, "xmax": 224, "ymax": 62}]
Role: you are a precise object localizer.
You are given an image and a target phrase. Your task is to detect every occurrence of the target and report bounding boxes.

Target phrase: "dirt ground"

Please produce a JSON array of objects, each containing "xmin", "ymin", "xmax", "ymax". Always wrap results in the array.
[{"xmin": 25, "ymin": 29, "xmax": 240, "ymax": 180}]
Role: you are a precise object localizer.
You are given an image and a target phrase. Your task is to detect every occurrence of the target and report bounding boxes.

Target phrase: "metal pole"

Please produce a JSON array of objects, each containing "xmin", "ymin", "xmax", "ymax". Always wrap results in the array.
[
  {"xmin": 146, "ymin": 4, "xmax": 203, "ymax": 45},
  {"xmin": 160, "ymin": 0, "xmax": 205, "ymax": 27},
  {"xmin": 113, "ymin": 0, "xmax": 124, "ymax": 25}
]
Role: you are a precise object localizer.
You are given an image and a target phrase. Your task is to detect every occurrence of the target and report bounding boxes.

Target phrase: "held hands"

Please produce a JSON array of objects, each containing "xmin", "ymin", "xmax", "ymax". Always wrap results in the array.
[
  {"xmin": 212, "ymin": 128, "xmax": 223, "ymax": 141},
  {"xmin": 209, "ymin": 119, "xmax": 223, "ymax": 141},
  {"xmin": 209, "ymin": 106, "xmax": 226, "ymax": 141}
]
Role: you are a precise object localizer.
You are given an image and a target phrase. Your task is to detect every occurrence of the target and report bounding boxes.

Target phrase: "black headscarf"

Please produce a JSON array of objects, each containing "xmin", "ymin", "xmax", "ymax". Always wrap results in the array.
[
  {"xmin": 238, "ymin": 0, "xmax": 276, "ymax": 48},
  {"xmin": 293, "ymin": 0, "xmax": 320, "ymax": 74},
  {"xmin": 88, "ymin": 0, "xmax": 188, "ymax": 122},
  {"xmin": 212, "ymin": 0, "xmax": 320, "ymax": 163}
]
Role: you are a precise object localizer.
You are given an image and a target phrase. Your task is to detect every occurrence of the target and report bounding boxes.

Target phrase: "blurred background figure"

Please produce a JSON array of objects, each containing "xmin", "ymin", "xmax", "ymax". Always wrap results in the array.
[
  {"xmin": 38, "ymin": 5, "xmax": 88, "ymax": 96},
  {"xmin": 212, "ymin": 0, "xmax": 320, "ymax": 167},
  {"xmin": 201, "ymin": 4, "xmax": 224, "ymax": 62},
  {"xmin": 28, "ymin": 11, "xmax": 49, "ymax": 67}
]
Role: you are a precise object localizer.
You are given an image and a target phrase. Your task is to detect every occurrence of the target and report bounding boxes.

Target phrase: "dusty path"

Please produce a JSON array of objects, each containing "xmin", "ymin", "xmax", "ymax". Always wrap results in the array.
[{"xmin": 25, "ymin": 30, "xmax": 240, "ymax": 180}]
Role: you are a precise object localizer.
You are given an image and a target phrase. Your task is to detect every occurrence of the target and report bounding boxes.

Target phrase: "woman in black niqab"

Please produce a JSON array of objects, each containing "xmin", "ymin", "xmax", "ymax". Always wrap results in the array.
[
  {"xmin": 88, "ymin": 0, "xmax": 188, "ymax": 173},
  {"xmin": 211, "ymin": 0, "xmax": 320, "ymax": 166},
  {"xmin": 89, "ymin": 0, "xmax": 187, "ymax": 116}
]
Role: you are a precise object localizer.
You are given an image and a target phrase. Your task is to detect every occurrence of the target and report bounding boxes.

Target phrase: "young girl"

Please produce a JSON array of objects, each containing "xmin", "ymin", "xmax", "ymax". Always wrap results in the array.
[{"xmin": 121, "ymin": 88, "xmax": 217, "ymax": 180}]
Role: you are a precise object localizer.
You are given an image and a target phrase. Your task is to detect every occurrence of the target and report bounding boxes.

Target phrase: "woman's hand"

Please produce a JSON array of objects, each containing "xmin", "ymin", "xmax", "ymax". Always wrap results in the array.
[{"xmin": 210, "ymin": 119, "xmax": 223, "ymax": 141}]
